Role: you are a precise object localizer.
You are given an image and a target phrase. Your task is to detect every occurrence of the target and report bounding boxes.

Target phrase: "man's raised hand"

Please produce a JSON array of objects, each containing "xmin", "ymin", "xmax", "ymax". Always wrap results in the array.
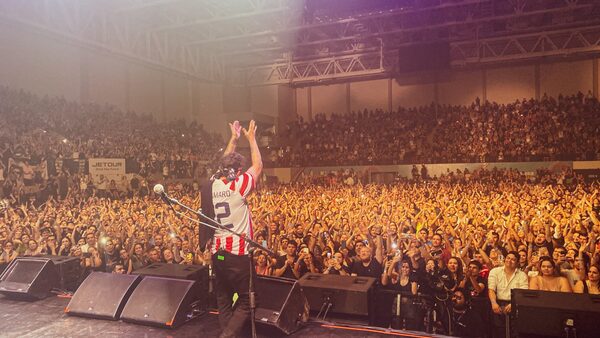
[
  {"xmin": 229, "ymin": 120, "xmax": 241, "ymax": 140},
  {"xmin": 242, "ymin": 120, "xmax": 257, "ymax": 142}
]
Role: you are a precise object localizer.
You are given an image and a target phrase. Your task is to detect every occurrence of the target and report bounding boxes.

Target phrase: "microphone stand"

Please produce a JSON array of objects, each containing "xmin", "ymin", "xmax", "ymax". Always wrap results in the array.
[{"xmin": 159, "ymin": 193, "xmax": 275, "ymax": 338}]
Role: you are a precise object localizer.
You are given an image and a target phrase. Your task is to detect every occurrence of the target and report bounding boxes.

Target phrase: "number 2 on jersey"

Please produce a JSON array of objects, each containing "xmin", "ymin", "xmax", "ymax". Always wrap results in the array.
[{"xmin": 215, "ymin": 202, "xmax": 234, "ymax": 228}]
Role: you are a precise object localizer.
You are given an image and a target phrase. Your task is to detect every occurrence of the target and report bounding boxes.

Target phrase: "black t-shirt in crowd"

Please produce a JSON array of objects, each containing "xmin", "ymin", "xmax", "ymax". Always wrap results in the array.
[
  {"xmin": 463, "ymin": 275, "xmax": 487, "ymax": 298},
  {"xmin": 275, "ymin": 255, "xmax": 298, "ymax": 279},
  {"xmin": 350, "ymin": 259, "xmax": 383, "ymax": 279}
]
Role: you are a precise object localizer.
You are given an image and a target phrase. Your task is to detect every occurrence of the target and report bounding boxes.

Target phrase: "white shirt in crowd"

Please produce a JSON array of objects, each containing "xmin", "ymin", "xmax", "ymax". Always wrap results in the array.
[{"xmin": 488, "ymin": 266, "xmax": 529, "ymax": 301}]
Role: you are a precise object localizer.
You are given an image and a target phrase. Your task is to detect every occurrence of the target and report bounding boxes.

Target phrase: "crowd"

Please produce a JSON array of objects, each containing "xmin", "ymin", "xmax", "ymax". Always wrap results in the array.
[
  {"xmin": 1, "ymin": 164, "xmax": 599, "ymax": 336},
  {"xmin": 2, "ymin": 85, "xmax": 600, "ymax": 336},
  {"xmin": 273, "ymin": 92, "xmax": 600, "ymax": 166},
  {"xmin": 0, "ymin": 85, "xmax": 222, "ymax": 183}
]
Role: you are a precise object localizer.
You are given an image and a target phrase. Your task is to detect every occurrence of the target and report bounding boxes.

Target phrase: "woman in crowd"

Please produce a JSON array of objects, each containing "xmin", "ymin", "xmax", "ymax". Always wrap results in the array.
[
  {"xmin": 254, "ymin": 251, "xmax": 272, "ymax": 276},
  {"xmin": 130, "ymin": 243, "xmax": 148, "ymax": 271},
  {"xmin": 162, "ymin": 248, "xmax": 176, "ymax": 264},
  {"xmin": 57, "ymin": 237, "xmax": 72, "ymax": 256},
  {"xmin": 0, "ymin": 241, "xmax": 18, "ymax": 264},
  {"xmin": 574, "ymin": 264, "xmax": 600, "ymax": 294},
  {"xmin": 529, "ymin": 256, "xmax": 572, "ymax": 292},
  {"xmin": 444, "ymin": 256, "xmax": 464, "ymax": 293},
  {"xmin": 323, "ymin": 251, "xmax": 350, "ymax": 275}
]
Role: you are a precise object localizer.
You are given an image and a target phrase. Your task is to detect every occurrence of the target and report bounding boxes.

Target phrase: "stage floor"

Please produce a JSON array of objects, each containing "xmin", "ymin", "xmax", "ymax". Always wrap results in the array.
[{"xmin": 0, "ymin": 295, "xmax": 447, "ymax": 338}]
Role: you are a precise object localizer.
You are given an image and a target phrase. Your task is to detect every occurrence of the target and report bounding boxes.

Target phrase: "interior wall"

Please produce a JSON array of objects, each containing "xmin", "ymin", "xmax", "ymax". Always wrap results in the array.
[
  {"xmin": 296, "ymin": 87, "xmax": 310, "ymax": 121},
  {"xmin": 298, "ymin": 58, "xmax": 597, "ymax": 118},
  {"xmin": 540, "ymin": 59, "xmax": 594, "ymax": 98},
  {"xmin": 0, "ymin": 20, "xmax": 225, "ymax": 136},
  {"xmin": 486, "ymin": 65, "xmax": 535, "ymax": 103},
  {"xmin": 277, "ymin": 85, "xmax": 295, "ymax": 132},
  {"xmin": 84, "ymin": 51, "xmax": 129, "ymax": 109},
  {"xmin": 222, "ymin": 85, "xmax": 249, "ymax": 113},
  {"xmin": 311, "ymin": 83, "xmax": 346, "ymax": 117},
  {"xmin": 350, "ymin": 79, "xmax": 388, "ymax": 112},
  {"xmin": 163, "ymin": 73, "xmax": 189, "ymax": 121},
  {"xmin": 392, "ymin": 81, "xmax": 435, "ymax": 109},
  {"xmin": 250, "ymin": 85, "xmax": 278, "ymax": 117},
  {"xmin": 0, "ymin": 21, "xmax": 81, "ymax": 101},
  {"xmin": 194, "ymin": 81, "xmax": 225, "ymax": 133},
  {"xmin": 127, "ymin": 63, "xmax": 164, "ymax": 118},
  {"xmin": 437, "ymin": 70, "xmax": 483, "ymax": 106}
]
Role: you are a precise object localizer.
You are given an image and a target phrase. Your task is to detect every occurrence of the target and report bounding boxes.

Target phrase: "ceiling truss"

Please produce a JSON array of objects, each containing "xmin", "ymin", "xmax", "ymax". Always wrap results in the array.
[{"xmin": 1, "ymin": 0, "xmax": 599, "ymax": 86}]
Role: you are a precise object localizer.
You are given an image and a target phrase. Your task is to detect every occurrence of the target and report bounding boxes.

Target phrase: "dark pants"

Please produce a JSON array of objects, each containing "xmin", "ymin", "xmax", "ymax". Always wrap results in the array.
[
  {"xmin": 212, "ymin": 251, "xmax": 253, "ymax": 338},
  {"xmin": 491, "ymin": 300, "xmax": 511, "ymax": 338}
]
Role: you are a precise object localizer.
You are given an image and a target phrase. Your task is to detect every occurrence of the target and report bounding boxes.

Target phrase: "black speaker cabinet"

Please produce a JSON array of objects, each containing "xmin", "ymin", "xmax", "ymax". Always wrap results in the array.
[
  {"xmin": 512, "ymin": 289, "xmax": 600, "ymax": 337},
  {"xmin": 255, "ymin": 276, "xmax": 309, "ymax": 336},
  {"xmin": 132, "ymin": 263, "xmax": 207, "ymax": 281},
  {"xmin": 132, "ymin": 263, "xmax": 209, "ymax": 309},
  {"xmin": 120, "ymin": 276, "xmax": 202, "ymax": 328},
  {"xmin": 298, "ymin": 273, "xmax": 376, "ymax": 316},
  {"xmin": 65, "ymin": 272, "xmax": 141, "ymax": 320},
  {"xmin": 40, "ymin": 255, "xmax": 81, "ymax": 291},
  {"xmin": 0, "ymin": 257, "xmax": 60, "ymax": 300}
]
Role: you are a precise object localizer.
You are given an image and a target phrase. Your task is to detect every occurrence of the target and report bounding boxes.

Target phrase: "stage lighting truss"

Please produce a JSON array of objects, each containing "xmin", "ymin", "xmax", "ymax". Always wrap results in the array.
[{"xmin": 1, "ymin": 0, "xmax": 599, "ymax": 86}]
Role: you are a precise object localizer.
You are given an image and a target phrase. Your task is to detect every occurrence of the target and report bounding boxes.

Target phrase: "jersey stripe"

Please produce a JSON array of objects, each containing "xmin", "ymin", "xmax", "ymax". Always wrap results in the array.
[
  {"xmin": 239, "ymin": 237, "xmax": 245, "ymax": 255},
  {"xmin": 239, "ymin": 173, "xmax": 249, "ymax": 196},
  {"xmin": 225, "ymin": 236, "xmax": 233, "ymax": 252}
]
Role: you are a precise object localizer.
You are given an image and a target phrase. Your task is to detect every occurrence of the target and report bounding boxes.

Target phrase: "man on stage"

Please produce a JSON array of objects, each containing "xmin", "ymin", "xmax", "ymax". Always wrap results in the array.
[{"xmin": 203, "ymin": 120, "xmax": 262, "ymax": 338}]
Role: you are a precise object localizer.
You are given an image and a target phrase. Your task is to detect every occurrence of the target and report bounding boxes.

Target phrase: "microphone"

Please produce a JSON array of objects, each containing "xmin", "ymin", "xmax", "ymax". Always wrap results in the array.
[{"xmin": 153, "ymin": 184, "xmax": 174, "ymax": 204}]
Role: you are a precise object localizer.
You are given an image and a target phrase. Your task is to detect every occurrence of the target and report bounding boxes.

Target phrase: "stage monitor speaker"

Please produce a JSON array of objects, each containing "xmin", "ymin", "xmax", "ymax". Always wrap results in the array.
[
  {"xmin": 298, "ymin": 273, "xmax": 376, "ymax": 316},
  {"xmin": 132, "ymin": 263, "xmax": 209, "ymax": 311},
  {"xmin": 512, "ymin": 289, "xmax": 600, "ymax": 337},
  {"xmin": 121, "ymin": 276, "xmax": 202, "ymax": 328},
  {"xmin": 40, "ymin": 255, "xmax": 81, "ymax": 291},
  {"xmin": 65, "ymin": 272, "xmax": 141, "ymax": 320},
  {"xmin": 0, "ymin": 257, "xmax": 59, "ymax": 300},
  {"xmin": 132, "ymin": 262, "xmax": 207, "ymax": 281},
  {"xmin": 255, "ymin": 276, "xmax": 309, "ymax": 336}
]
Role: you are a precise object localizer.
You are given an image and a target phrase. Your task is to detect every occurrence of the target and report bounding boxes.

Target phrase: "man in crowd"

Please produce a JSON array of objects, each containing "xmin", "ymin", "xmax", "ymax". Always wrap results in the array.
[
  {"xmin": 274, "ymin": 240, "xmax": 299, "ymax": 279},
  {"xmin": 488, "ymin": 251, "xmax": 529, "ymax": 338}
]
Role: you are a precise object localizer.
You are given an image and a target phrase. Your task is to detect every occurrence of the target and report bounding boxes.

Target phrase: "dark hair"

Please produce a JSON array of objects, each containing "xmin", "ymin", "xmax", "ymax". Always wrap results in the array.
[
  {"xmin": 538, "ymin": 256, "xmax": 559, "ymax": 277},
  {"xmin": 287, "ymin": 239, "xmax": 298, "ymax": 248},
  {"xmin": 219, "ymin": 152, "xmax": 245, "ymax": 172},
  {"xmin": 468, "ymin": 259, "xmax": 482, "ymax": 270},
  {"xmin": 589, "ymin": 264, "xmax": 600, "ymax": 289},
  {"xmin": 505, "ymin": 251, "xmax": 519, "ymax": 261},
  {"xmin": 448, "ymin": 256, "xmax": 464, "ymax": 281},
  {"xmin": 454, "ymin": 287, "xmax": 470, "ymax": 303}
]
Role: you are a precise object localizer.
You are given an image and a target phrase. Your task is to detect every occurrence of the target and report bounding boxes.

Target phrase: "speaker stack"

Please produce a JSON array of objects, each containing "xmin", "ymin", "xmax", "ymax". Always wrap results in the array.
[
  {"xmin": 65, "ymin": 272, "xmax": 141, "ymax": 320},
  {"xmin": 0, "ymin": 256, "xmax": 81, "ymax": 300},
  {"xmin": 66, "ymin": 263, "xmax": 209, "ymax": 328}
]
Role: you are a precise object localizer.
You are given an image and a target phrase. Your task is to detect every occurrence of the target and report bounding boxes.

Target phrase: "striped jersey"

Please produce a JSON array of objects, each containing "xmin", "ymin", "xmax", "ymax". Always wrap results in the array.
[{"xmin": 210, "ymin": 172, "xmax": 255, "ymax": 255}]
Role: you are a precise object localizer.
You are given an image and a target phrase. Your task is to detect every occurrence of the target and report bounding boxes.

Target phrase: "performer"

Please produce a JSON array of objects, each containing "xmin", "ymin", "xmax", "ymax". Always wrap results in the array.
[{"xmin": 202, "ymin": 120, "xmax": 262, "ymax": 338}]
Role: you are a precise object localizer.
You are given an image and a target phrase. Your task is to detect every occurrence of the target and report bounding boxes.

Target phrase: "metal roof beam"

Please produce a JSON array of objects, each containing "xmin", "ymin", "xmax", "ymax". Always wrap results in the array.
[{"xmin": 153, "ymin": 6, "xmax": 290, "ymax": 32}]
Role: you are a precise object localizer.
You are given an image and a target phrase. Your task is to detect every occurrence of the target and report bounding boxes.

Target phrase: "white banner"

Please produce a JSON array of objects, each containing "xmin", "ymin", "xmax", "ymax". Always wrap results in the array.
[{"xmin": 88, "ymin": 158, "xmax": 126, "ymax": 185}]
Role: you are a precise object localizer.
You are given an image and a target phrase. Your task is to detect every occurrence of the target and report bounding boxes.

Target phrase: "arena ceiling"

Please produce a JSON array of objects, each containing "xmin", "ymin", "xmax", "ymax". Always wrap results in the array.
[{"xmin": 1, "ymin": 0, "xmax": 600, "ymax": 85}]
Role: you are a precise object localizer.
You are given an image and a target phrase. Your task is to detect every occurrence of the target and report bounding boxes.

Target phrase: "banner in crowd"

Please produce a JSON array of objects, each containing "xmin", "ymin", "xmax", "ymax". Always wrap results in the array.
[
  {"xmin": 7, "ymin": 158, "xmax": 48, "ymax": 182},
  {"xmin": 88, "ymin": 158, "xmax": 126, "ymax": 185}
]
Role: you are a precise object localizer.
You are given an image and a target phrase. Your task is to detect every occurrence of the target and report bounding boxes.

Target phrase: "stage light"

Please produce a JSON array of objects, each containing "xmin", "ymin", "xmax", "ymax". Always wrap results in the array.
[{"xmin": 62, "ymin": 138, "xmax": 68, "ymax": 143}]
